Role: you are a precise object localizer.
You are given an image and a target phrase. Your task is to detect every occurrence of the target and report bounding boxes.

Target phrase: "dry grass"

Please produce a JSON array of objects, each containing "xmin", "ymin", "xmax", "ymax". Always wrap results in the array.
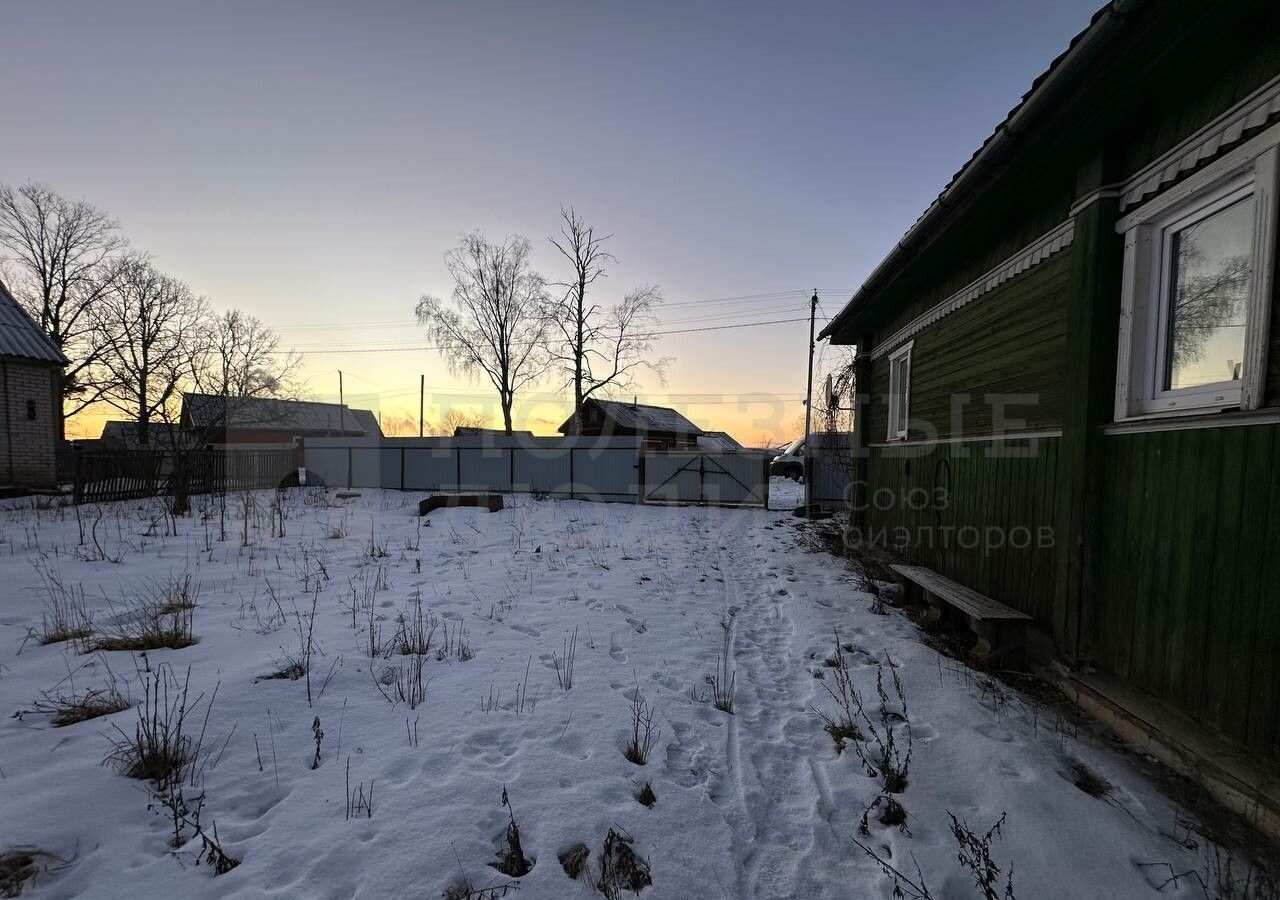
[
  {"xmin": 0, "ymin": 848, "xmax": 54, "ymax": 898},
  {"xmin": 103, "ymin": 665, "xmax": 199, "ymax": 785},
  {"xmin": 94, "ymin": 574, "xmax": 199, "ymax": 651},
  {"xmin": 559, "ymin": 843, "xmax": 590, "ymax": 880},
  {"xmin": 33, "ymin": 564, "xmax": 93, "ymax": 647},
  {"xmin": 623, "ymin": 692, "xmax": 658, "ymax": 766},
  {"xmin": 35, "ymin": 685, "xmax": 130, "ymax": 727},
  {"xmin": 597, "ymin": 828, "xmax": 651, "ymax": 899},
  {"xmin": 489, "ymin": 788, "xmax": 532, "ymax": 878}
]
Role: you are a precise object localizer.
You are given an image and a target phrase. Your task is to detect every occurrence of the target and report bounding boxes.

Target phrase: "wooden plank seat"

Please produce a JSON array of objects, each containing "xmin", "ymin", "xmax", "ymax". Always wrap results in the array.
[{"xmin": 890, "ymin": 564, "xmax": 1032, "ymax": 664}]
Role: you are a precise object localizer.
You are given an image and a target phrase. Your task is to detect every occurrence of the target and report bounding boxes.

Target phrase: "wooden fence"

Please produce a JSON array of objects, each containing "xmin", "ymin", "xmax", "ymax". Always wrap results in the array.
[{"xmin": 70, "ymin": 449, "xmax": 296, "ymax": 505}]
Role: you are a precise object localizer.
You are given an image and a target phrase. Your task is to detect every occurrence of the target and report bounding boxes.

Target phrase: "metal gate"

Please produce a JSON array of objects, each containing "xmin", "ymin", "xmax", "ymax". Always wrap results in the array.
[{"xmin": 640, "ymin": 451, "xmax": 768, "ymax": 506}]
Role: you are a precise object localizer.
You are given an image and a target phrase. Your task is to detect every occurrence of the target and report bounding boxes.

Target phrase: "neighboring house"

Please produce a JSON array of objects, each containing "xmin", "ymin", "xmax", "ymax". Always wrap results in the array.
[
  {"xmin": 822, "ymin": 0, "xmax": 1280, "ymax": 775},
  {"xmin": 0, "ymin": 278, "xmax": 66, "ymax": 488},
  {"xmin": 558, "ymin": 399, "xmax": 703, "ymax": 449},
  {"xmin": 696, "ymin": 430, "xmax": 743, "ymax": 451},
  {"xmin": 180, "ymin": 393, "xmax": 382, "ymax": 445},
  {"xmin": 97, "ymin": 420, "xmax": 187, "ymax": 451}
]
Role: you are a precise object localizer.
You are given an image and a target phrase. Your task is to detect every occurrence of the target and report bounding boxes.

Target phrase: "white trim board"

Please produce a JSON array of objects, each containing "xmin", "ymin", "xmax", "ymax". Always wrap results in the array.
[
  {"xmin": 867, "ymin": 428, "xmax": 1062, "ymax": 448},
  {"xmin": 1121, "ymin": 73, "xmax": 1280, "ymax": 212},
  {"xmin": 868, "ymin": 220, "xmax": 1075, "ymax": 360},
  {"xmin": 1102, "ymin": 409, "xmax": 1280, "ymax": 436}
]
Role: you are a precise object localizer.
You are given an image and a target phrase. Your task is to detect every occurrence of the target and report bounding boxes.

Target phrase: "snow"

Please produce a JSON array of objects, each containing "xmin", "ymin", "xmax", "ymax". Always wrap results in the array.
[{"xmin": 0, "ymin": 484, "xmax": 1223, "ymax": 899}]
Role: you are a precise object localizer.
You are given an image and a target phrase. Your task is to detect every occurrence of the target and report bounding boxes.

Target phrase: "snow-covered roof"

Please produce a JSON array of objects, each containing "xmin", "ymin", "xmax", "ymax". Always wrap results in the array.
[
  {"xmin": 558, "ymin": 398, "xmax": 703, "ymax": 436},
  {"xmin": 182, "ymin": 393, "xmax": 381, "ymax": 436}
]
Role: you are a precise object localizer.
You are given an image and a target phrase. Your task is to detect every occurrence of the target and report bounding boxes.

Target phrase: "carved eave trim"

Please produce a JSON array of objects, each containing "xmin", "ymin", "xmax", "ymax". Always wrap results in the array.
[
  {"xmin": 1121, "ymin": 73, "xmax": 1280, "ymax": 211},
  {"xmin": 868, "ymin": 219, "xmax": 1075, "ymax": 360}
]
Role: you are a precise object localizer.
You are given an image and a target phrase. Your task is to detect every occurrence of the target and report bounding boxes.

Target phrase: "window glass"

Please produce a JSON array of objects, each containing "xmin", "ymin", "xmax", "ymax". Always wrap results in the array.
[
  {"xmin": 889, "ymin": 352, "xmax": 909, "ymax": 436},
  {"xmin": 1163, "ymin": 195, "xmax": 1254, "ymax": 391}
]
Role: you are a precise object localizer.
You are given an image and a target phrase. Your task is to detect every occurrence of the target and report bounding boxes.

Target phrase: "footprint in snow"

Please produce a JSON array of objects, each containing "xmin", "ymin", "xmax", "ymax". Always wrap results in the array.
[
  {"xmin": 609, "ymin": 632, "xmax": 627, "ymax": 662},
  {"xmin": 625, "ymin": 617, "xmax": 647, "ymax": 634}
]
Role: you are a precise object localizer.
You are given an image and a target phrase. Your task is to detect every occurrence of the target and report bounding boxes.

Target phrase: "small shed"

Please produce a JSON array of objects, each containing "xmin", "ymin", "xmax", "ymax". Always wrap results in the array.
[
  {"xmin": 181, "ymin": 393, "xmax": 382, "ymax": 445},
  {"xmin": 557, "ymin": 398, "xmax": 703, "ymax": 450},
  {"xmin": 696, "ymin": 430, "xmax": 743, "ymax": 451},
  {"xmin": 0, "ymin": 278, "xmax": 66, "ymax": 488}
]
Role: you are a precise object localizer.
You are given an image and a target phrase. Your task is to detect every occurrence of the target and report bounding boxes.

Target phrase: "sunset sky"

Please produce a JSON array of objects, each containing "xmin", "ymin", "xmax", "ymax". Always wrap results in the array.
[{"xmin": 0, "ymin": 0, "xmax": 1099, "ymax": 443}]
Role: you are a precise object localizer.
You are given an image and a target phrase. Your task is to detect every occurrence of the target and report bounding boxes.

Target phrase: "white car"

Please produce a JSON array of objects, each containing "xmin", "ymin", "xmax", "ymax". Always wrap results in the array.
[{"xmin": 769, "ymin": 437, "xmax": 805, "ymax": 480}]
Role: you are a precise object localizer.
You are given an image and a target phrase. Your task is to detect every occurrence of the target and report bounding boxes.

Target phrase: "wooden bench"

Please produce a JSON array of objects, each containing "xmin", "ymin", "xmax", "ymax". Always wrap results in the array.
[
  {"xmin": 890, "ymin": 564, "xmax": 1032, "ymax": 664},
  {"xmin": 418, "ymin": 494, "xmax": 504, "ymax": 516}
]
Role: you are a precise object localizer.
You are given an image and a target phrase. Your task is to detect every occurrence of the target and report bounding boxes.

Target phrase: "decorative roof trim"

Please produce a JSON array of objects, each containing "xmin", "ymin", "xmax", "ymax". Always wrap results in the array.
[
  {"xmin": 1120, "ymin": 72, "xmax": 1280, "ymax": 211},
  {"xmin": 867, "ymin": 219, "xmax": 1075, "ymax": 360}
]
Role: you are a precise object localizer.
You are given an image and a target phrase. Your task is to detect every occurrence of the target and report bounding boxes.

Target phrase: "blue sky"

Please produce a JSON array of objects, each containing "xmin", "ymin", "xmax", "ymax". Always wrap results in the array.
[{"xmin": 0, "ymin": 0, "xmax": 1101, "ymax": 441}]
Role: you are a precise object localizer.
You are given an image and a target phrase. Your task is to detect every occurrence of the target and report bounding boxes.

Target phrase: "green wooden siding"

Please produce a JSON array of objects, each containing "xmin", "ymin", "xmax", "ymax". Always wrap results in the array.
[
  {"xmin": 1092, "ymin": 424, "xmax": 1280, "ymax": 759},
  {"xmin": 836, "ymin": 0, "xmax": 1280, "ymax": 762},
  {"xmin": 863, "ymin": 252, "xmax": 1070, "ymax": 441},
  {"xmin": 865, "ymin": 438, "xmax": 1060, "ymax": 627}
]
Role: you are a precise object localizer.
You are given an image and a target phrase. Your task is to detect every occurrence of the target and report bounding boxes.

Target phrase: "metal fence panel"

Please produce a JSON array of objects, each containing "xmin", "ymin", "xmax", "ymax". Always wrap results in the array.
[
  {"xmin": 642, "ymin": 452, "xmax": 701, "ymax": 503},
  {"xmin": 459, "ymin": 448, "xmax": 512, "ymax": 493},
  {"xmin": 305, "ymin": 448, "xmax": 349, "ymax": 488},
  {"xmin": 512, "ymin": 449, "xmax": 573, "ymax": 496},
  {"xmin": 404, "ymin": 447, "xmax": 458, "ymax": 490},
  {"xmin": 640, "ymin": 451, "xmax": 767, "ymax": 506},
  {"xmin": 568, "ymin": 447, "xmax": 640, "ymax": 500},
  {"xmin": 809, "ymin": 431, "xmax": 853, "ymax": 509}
]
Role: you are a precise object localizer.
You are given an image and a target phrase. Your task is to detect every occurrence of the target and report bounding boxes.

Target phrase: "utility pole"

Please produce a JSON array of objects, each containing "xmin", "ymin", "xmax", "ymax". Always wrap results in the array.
[
  {"xmin": 803, "ymin": 290, "xmax": 818, "ymax": 515},
  {"xmin": 419, "ymin": 374, "xmax": 425, "ymax": 438}
]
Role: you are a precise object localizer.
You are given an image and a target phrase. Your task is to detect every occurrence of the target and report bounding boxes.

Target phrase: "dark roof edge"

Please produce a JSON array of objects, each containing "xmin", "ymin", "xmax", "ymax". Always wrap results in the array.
[
  {"xmin": 0, "ymin": 275, "xmax": 71, "ymax": 364},
  {"xmin": 819, "ymin": 0, "xmax": 1142, "ymax": 342}
]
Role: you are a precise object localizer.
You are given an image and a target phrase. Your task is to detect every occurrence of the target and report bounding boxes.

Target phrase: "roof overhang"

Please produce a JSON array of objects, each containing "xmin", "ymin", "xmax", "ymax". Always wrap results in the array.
[{"xmin": 819, "ymin": 0, "xmax": 1143, "ymax": 344}]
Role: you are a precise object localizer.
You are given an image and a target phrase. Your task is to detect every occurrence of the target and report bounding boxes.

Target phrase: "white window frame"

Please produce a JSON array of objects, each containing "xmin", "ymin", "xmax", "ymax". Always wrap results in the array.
[
  {"xmin": 1115, "ymin": 122, "xmax": 1280, "ymax": 420},
  {"xmin": 886, "ymin": 340, "xmax": 913, "ymax": 440}
]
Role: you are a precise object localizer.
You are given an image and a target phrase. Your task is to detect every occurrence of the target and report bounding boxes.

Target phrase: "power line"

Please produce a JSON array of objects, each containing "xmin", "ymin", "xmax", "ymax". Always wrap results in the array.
[{"xmin": 275, "ymin": 315, "xmax": 813, "ymax": 355}]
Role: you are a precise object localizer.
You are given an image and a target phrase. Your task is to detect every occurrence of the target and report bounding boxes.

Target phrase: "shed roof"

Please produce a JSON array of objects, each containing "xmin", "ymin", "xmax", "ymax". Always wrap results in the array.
[
  {"xmin": 182, "ymin": 393, "xmax": 380, "ymax": 435},
  {"xmin": 558, "ymin": 398, "xmax": 703, "ymax": 436},
  {"xmin": 0, "ymin": 278, "xmax": 68, "ymax": 364},
  {"xmin": 697, "ymin": 431, "xmax": 743, "ymax": 451}
]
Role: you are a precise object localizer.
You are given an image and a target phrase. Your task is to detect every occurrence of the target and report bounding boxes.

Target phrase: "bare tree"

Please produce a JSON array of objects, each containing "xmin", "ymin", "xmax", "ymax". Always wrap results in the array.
[
  {"xmin": 544, "ymin": 207, "xmax": 668, "ymax": 421},
  {"xmin": 416, "ymin": 233, "xmax": 548, "ymax": 434},
  {"xmin": 97, "ymin": 257, "xmax": 209, "ymax": 445},
  {"xmin": 0, "ymin": 182, "xmax": 126, "ymax": 433},
  {"xmin": 439, "ymin": 407, "xmax": 487, "ymax": 435},
  {"xmin": 378, "ymin": 412, "xmax": 419, "ymax": 437},
  {"xmin": 191, "ymin": 308, "xmax": 302, "ymax": 399}
]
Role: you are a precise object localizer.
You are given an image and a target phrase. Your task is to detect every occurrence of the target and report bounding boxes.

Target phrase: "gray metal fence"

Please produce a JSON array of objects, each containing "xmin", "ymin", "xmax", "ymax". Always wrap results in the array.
[
  {"xmin": 303, "ymin": 436, "xmax": 768, "ymax": 507},
  {"xmin": 808, "ymin": 431, "xmax": 854, "ymax": 510}
]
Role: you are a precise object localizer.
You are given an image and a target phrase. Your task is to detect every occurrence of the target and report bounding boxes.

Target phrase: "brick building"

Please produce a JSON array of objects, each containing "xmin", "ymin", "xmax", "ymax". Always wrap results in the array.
[{"xmin": 0, "ymin": 279, "xmax": 66, "ymax": 488}]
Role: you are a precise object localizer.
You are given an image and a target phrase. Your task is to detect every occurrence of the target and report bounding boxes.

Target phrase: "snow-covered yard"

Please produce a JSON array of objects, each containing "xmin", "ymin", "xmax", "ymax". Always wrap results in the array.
[{"xmin": 0, "ymin": 482, "xmax": 1249, "ymax": 899}]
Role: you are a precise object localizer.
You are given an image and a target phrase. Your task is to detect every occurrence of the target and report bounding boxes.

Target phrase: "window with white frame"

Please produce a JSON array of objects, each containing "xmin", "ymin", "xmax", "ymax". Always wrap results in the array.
[
  {"xmin": 887, "ymin": 341, "xmax": 913, "ymax": 440},
  {"xmin": 1115, "ymin": 124, "xmax": 1278, "ymax": 419}
]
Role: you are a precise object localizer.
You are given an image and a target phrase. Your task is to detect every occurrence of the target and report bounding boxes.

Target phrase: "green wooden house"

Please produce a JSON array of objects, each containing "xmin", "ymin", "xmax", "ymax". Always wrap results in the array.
[{"xmin": 822, "ymin": 0, "xmax": 1280, "ymax": 786}]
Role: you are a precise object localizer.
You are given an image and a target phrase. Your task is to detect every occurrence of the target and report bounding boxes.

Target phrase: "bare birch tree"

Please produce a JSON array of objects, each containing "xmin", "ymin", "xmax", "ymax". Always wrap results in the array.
[
  {"xmin": 544, "ymin": 207, "xmax": 668, "ymax": 421},
  {"xmin": 0, "ymin": 182, "xmax": 126, "ymax": 433},
  {"xmin": 416, "ymin": 233, "xmax": 548, "ymax": 434},
  {"xmin": 191, "ymin": 308, "xmax": 302, "ymax": 399},
  {"xmin": 97, "ymin": 257, "xmax": 209, "ymax": 445}
]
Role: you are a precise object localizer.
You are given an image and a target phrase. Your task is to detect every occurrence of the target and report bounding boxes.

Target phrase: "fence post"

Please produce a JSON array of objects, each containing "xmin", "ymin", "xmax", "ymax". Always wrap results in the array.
[
  {"xmin": 637, "ymin": 452, "xmax": 646, "ymax": 505},
  {"xmin": 400, "ymin": 446, "xmax": 405, "ymax": 492},
  {"xmin": 569, "ymin": 448, "xmax": 575, "ymax": 499},
  {"xmin": 72, "ymin": 446, "xmax": 82, "ymax": 505}
]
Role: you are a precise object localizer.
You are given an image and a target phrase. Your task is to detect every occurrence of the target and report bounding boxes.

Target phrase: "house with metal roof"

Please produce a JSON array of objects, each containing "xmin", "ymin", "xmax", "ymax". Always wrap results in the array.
[
  {"xmin": 0, "ymin": 278, "xmax": 66, "ymax": 487},
  {"xmin": 821, "ymin": 0, "xmax": 1280, "ymax": 814},
  {"xmin": 557, "ymin": 398, "xmax": 703, "ymax": 449},
  {"xmin": 180, "ymin": 392, "xmax": 382, "ymax": 445}
]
